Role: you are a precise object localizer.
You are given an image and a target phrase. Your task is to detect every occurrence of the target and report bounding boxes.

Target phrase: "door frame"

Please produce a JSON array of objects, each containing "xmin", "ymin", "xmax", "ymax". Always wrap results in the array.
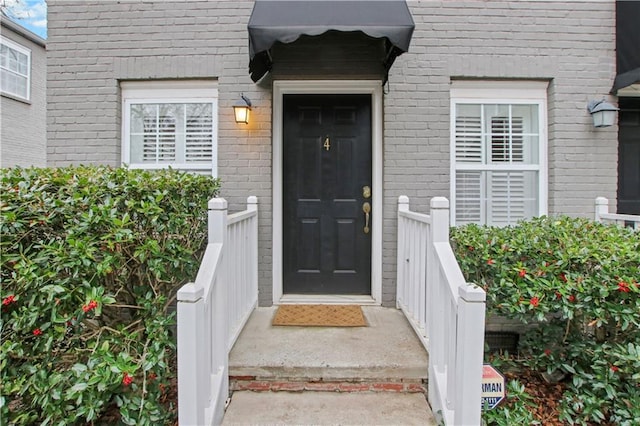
[{"xmin": 272, "ymin": 80, "xmax": 383, "ymax": 305}]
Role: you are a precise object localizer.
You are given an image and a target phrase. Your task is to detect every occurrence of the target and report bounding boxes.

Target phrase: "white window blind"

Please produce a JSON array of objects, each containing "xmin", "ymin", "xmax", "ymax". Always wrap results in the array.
[
  {"xmin": 0, "ymin": 37, "xmax": 30, "ymax": 100},
  {"xmin": 185, "ymin": 105, "xmax": 214, "ymax": 162},
  {"xmin": 455, "ymin": 115, "xmax": 482, "ymax": 163},
  {"xmin": 451, "ymin": 87, "xmax": 546, "ymax": 226},
  {"xmin": 122, "ymin": 81, "xmax": 218, "ymax": 176}
]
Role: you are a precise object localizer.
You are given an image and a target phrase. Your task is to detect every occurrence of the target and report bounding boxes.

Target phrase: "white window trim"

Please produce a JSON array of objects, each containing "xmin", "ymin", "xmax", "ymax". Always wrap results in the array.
[
  {"xmin": 121, "ymin": 80, "xmax": 218, "ymax": 176},
  {"xmin": 1, "ymin": 36, "xmax": 31, "ymax": 101},
  {"xmin": 449, "ymin": 80, "xmax": 549, "ymax": 225}
]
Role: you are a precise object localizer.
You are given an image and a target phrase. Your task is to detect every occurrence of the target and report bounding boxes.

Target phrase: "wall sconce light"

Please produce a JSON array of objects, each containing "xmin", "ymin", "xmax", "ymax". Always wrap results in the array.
[
  {"xmin": 587, "ymin": 99, "xmax": 618, "ymax": 128},
  {"xmin": 233, "ymin": 94, "xmax": 252, "ymax": 124}
]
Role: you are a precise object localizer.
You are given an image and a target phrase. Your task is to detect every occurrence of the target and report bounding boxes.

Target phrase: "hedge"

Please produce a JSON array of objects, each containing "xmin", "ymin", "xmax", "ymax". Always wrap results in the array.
[
  {"xmin": 451, "ymin": 216, "xmax": 640, "ymax": 425},
  {"xmin": 1, "ymin": 166, "xmax": 219, "ymax": 425}
]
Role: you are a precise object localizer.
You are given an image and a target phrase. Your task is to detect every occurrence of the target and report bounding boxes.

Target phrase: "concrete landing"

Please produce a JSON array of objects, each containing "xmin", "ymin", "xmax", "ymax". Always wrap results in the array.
[
  {"xmin": 222, "ymin": 391, "xmax": 437, "ymax": 425},
  {"xmin": 228, "ymin": 306, "xmax": 429, "ymax": 382}
]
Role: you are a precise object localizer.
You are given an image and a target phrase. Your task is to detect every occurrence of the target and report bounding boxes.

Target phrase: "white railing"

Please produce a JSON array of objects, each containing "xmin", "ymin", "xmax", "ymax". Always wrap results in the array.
[
  {"xmin": 397, "ymin": 196, "xmax": 486, "ymax": 426},
  {"xmin": 595, "ymin": 197, "xmax": 640, "ymax": 230},
  {"xmin": 177, "ymin": 196, "xmax": 259, "ymax": 426}
]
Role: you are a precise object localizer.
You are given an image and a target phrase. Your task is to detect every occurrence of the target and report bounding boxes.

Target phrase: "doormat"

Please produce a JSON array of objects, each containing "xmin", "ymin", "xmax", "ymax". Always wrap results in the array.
[{"xmin": 272, "ymin": 305, "xmax": 367, "ymax": 327}]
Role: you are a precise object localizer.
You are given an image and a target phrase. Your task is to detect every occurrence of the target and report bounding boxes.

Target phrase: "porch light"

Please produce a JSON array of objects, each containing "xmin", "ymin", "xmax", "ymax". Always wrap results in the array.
[
  {"xmin": 587, "ymin": 99, "xmax": 618, "ymax": 128},
  {"xmin": 233, "ymin": 94, "xmax": 252, "ymax": 124}
]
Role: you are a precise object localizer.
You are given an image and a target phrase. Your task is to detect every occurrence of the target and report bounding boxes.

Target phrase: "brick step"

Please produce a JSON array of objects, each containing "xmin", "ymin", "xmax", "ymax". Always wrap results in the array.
[{"xmin": 230, "ymin": 376, "xmax": 426, "ymax": 393}]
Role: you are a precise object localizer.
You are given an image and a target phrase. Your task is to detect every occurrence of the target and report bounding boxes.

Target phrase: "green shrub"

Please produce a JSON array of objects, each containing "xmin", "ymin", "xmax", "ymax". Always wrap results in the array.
[
  {"xmin": 482, "ymin": 380, "xmax": 539, "ymax": 426},
  {"xmin": 451, "ymin": 216, "xmax": 640, "ymax": 425},
  {"xmin": 1, "ymin": 166, "xmax": 219, "ymax": 425}
]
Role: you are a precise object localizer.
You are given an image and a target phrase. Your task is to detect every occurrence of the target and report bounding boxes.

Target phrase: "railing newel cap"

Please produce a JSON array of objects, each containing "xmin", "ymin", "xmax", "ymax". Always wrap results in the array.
[
  {"xmin": 430, "ymin": 197, "xmax": 449, "ymax": 209},
  {"xmin": 177, "ymin": 282, "xmax": 204, "ymax": 302},
  {"xmin": 209, "ymin": 197, "xmax": 228, "ymax": 210},
  {"xmin": 459, "ymin": 282, "xmax": 486, "ymax": 302}
]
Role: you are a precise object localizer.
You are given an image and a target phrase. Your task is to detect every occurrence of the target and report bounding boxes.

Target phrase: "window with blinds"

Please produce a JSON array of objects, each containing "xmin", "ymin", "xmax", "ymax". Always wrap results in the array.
[
  {"xmin": 129, "ymin": 103, "xmax": 213, "ymax": 167},
  {"xmin": 1, "ymin": 37, "xmax": 31, "ymax": 101},
  {"xmin": 453, "ymin": 103, "xmax": 542, "ymax": 226},
  {"xmin": 122, "ymin": 81, "xmax": 217, "ymax": 176}
]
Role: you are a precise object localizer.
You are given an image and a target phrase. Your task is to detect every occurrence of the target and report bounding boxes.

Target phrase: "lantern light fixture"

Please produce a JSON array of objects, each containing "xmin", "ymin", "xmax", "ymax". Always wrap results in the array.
[
  {"xmin": 587, "ymin": 99, "xmax": 618, "ymax": 128},
  {"xmin": 233, "ymin": 94, "xmax": 252, "ymax": 124}
]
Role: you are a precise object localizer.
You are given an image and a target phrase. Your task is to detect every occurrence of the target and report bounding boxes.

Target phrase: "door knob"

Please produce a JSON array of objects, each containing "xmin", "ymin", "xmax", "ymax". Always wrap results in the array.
[{"xmin": 363, "ymin": 202, "xmax": 371, "ymax": 234}]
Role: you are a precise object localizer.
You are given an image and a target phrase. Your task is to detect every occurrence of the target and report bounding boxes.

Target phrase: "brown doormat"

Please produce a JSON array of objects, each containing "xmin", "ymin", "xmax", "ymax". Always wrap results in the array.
[{"xmin": 272, "ymin": 304, "xmax": 367, "ymax": 327}]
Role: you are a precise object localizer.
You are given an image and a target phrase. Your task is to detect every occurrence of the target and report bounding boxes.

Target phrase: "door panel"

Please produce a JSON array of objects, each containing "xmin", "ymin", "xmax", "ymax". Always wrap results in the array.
[
  {"xmin": 618, "ymin": 98, "xmax": 640, "ymax": 215},
  {"xmin": 283, "ymin": 94, "xmax": 372, "ymax": 294}
]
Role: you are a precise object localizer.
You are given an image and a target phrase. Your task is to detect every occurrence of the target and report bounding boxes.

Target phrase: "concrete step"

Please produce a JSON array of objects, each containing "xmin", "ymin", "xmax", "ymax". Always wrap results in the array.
[
  {"xmin": 222, "ymin": 391, "xmax": 437, "ymax": 425},
  {"xmin": 228, "ymin": 306, "xmax": 429, "ymax": 391}
]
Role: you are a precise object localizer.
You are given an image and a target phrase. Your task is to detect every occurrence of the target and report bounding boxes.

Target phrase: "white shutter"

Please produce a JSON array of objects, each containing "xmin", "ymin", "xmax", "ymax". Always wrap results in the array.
[
  {"xmin": 488, "ymin": 171, "xmax": 525, "ymax": 226},
  {"xmin": 455, "ymin": 112, "xmax": 483, "ymax": 224},
  {"xmin": 490, "ymin": 116, "xmax": 523, "ymax": 163},
  {"xmin": 142, "ymin": 115, "xmax": 176, "ymax": 163},
  {"xmin": 455, "ymin": 171, "xmax": 482, "ymax": 224},
  {"xmin": 455, "ymin": 115, "xmax": 482, "ymax": 163},
  {"xmin": 510, "ymin": 117, "xmax": 524, "ymax": 162},
  {"xmin": 487, "ymin": 114, "xmax": 526, "ymax": 225},
  {"xmin": 185, "ymin": 110, "xmax": 213, "ymax": 163}
]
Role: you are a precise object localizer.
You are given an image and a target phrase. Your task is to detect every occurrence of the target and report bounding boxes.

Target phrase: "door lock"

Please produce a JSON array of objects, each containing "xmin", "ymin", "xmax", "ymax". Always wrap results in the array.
[{"xmin": 362, "ymin": 185, "xmax": 371, "ymax": 199}]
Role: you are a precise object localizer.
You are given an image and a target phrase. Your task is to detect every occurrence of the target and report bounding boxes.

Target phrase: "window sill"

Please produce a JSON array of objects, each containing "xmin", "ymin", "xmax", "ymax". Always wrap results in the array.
[{"xmin": 1, "ymin": 92, "xmax": 31, "ymax": 105}]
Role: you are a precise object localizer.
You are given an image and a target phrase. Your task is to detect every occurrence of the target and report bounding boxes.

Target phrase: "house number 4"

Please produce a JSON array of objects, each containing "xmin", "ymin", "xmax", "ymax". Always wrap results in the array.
[{"xmin": 324, "ymin": 137, "xmax": 331, "ymax": 151}]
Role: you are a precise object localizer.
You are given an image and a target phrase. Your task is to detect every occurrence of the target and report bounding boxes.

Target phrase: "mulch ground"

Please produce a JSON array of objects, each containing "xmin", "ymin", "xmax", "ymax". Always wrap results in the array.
[
  {"xmin": 505, "ymin": 368, "xmax": 617, "ymax": 426},
  {"xmin": 505, "ymin": 368, "xmax": 566, "ymax": 425}
]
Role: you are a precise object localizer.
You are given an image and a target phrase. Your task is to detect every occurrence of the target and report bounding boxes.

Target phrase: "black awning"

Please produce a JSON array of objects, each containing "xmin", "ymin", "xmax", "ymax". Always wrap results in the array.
[
  {"xmin": 612, "ymin": 0, "xmax": 640, "ymax": 94},
  {"xmin": 247, "ymin": 0, "xmax": 415, "ymax": 82}
]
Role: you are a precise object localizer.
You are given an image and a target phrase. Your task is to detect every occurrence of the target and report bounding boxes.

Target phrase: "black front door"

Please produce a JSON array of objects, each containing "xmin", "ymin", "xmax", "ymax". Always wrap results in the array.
[
  {"xmin": 283, "ymin": 94, "xmax": 372, "ymax": 294},
  {"xmin": 618, "ymin": 98, "xmax": 640, "ymax": 215}
]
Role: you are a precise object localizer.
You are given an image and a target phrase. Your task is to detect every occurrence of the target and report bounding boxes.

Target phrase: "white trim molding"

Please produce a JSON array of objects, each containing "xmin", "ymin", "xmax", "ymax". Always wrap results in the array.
[
  {"xmin": 1, "ymin": 35, "xmax": 31, "ymax": 101},
  {"xmin": 272, "ymin": 80, "xmax": 383, "ymax": 305},
  {"xmin": 120, "ymin": 80, "xmax": 219, "ymax": 176},
  {"xmin": 449, "ymin": 80, "xmax": 549, "ymax": 226}
]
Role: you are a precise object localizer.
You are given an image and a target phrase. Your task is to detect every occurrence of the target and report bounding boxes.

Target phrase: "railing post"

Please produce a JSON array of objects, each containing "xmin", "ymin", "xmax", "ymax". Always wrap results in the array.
[
  {"xmin": 454, "ymin": 283, "xmax": 486, "ymax": 426},
  {"xmin": 397, "ymin": 196, "xmax": 410, "ymax": 309},
  {"xmin": 247, "ymin": 196, "xmax": 259, "ymax": 304},
  {"xmin": 208, "ymin": 198, "xmax": 228, "ymax": 245},
  {"xmin": 430, "ymin": 197, "xmax": 450, "ymax": 243},
  {"xmin": 208, "ymin": 198, "xmax": 229, "ymax": 380},
  {"xmin": 177, "ymin": 283, "xmax": 205, "ymax": 426},
  {"xmin": 595, "ymin": 197, "xmax": 609, "ymax": 223},
  {"xmin": 428, "ymin": 196, "xmax": 449, "ymax": 356}
]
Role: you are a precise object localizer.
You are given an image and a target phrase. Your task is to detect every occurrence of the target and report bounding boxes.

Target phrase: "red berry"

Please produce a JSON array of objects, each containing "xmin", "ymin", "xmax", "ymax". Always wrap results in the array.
[
  {"xmin": 122, "ymin": 373, "xmax": 133, "ymax": 386},
  {"xmin": 618, "ymin": 281, "xmax": 630, "ymax": 293}
]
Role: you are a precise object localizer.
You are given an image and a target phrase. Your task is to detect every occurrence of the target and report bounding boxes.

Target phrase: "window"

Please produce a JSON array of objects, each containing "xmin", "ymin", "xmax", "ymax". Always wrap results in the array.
[
  {"xmin": 121, "ymin": 81, "xmax": 218, "ymax": 175},
  {"xmin": 1, "ymin": 37, "xmax": 31, "ymax": 101},
  {"xmin": 451, "ymin": 81, "xmax": 548, "ymax": 226}
]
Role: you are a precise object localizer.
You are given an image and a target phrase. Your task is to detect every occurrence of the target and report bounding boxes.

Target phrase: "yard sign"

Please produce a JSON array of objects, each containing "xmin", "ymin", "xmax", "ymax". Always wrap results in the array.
[{"xmin": 481, "ymin": 364, "xmax": 506, "ymax": 410}]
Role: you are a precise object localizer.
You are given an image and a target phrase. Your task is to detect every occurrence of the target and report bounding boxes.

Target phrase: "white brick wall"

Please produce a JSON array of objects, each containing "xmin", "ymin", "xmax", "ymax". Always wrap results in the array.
[{"xmin": 47, "ymin": 1, "xmax": 617, "ymax": 307}]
